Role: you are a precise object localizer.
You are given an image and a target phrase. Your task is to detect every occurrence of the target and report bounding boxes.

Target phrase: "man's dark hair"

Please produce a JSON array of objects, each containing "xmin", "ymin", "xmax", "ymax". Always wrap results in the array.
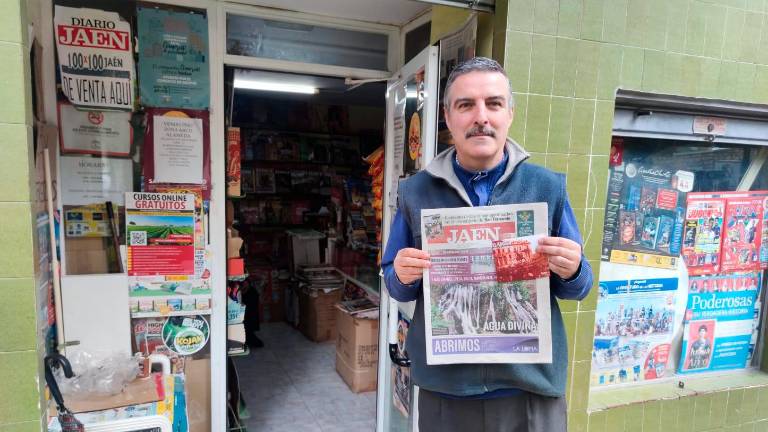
[
  {"xmin": 443, "ymin": 56, "xmax": 515, "ymax": 111},
  {"xmin": 698, "ymin": 324, "xmax": 708, "ymax": 333}
]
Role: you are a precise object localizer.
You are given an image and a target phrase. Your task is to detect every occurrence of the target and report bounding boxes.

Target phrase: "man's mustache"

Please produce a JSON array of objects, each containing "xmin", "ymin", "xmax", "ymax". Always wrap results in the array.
[{"xmin": 466, "ymin": 126, "xmax": 496, "ymax": 139}]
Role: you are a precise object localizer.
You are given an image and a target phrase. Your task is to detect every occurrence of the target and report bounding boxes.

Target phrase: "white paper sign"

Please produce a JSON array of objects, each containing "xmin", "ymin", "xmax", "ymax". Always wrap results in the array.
[
  {"xmin": 60, "ymin": 155, "xmax": 133, "ymax": 205},
  {"xmin": 54, "ymin": 6, "xmax": 135, "ymax": 110},
  {"xmin": 153, "ymin": 116, "xmax": 204, "ymax": 184},
  {"xmin": 59, "ymin": 103, "xmax": 131, "ymax": 156}
]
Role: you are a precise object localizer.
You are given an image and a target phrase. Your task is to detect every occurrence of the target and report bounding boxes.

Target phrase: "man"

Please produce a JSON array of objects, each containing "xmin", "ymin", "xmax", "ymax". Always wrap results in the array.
[
  {"xmin": 688, "ymin": 324, "xmax": 712, "ymax": 369},
  {"xmin": 381, "ymin": 57, "xmax": 593, "ymax": 432}
]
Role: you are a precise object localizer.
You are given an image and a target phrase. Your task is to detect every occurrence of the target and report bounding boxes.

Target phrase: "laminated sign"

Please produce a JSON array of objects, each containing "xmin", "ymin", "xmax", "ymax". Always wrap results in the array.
[{"xmin": 54, "ymin": 6, "xmax": 135, "ymax": 110}]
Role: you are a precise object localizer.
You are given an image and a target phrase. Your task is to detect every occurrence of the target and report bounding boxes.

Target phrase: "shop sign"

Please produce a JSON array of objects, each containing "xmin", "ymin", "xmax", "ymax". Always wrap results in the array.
[
  {"xmin": 162, "ymin": 315, "xmax": 209, "ymax": 356},
  {"xmin": 693, "ymin": 116, "xmax": 727, "ymax": 135},
  {"xmin": 58, "ymin": 103, "xmax": 132, "ymax": 156},
  {"xmin": 137, "ymin": 8, "xmax": 210, "ymax": 109},
  {"xmin": 54, "ymin": 6, "xmax": 135, "ymax": 111}
]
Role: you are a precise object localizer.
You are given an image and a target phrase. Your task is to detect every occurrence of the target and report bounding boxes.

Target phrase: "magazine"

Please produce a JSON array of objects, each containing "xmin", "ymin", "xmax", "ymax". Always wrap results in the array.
[
  {"xmin": 678, "ymin": 272, "xmax": 762, "ymax": 374},
  {"xmin": 420, "ymin": 203, "xmax": 551, "ymax": 365},
  {"xmin": 681, "ymin": 194, "xmax": 725, "ymax": 275},
  {"xmin": 601, "ymin": 161, "xmax": 693, "ymax": 269},
  {"xmin": 590, "ymin": 277, "xmax": 677, "ymax": 387}
]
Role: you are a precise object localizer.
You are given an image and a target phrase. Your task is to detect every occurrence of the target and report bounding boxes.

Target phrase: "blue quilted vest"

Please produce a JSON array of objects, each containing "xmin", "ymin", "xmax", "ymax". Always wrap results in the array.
[{"xmin": 398, "ymin": 140, "xmax": 569, "ymax": 397}]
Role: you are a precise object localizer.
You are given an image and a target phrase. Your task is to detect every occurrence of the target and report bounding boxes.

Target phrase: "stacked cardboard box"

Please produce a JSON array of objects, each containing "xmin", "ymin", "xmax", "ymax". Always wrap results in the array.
[
  {"xmin": 296, "ymin": 265, "xmax": 344, "ymax": 342},
  {"xmin": 335, "ymin": 299, "xmax": 380, "ymax": 393}
]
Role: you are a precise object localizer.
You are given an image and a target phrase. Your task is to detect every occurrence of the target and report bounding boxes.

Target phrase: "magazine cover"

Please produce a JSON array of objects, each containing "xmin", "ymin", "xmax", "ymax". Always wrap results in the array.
[
  {"xmin": 678, "ymin": 272, "xmax": 762, "ymax": 374},
  {"xmin": 722, "ymin": 196, "xmax": 764, "ymax": 273},
  {"xmin": 421, "ymin": 203, "xmax": 551, "ymax": 365},
  {"xmin": 601, "ymin": 161, "xmax": 693, "ymax": 269},
  {"xmin": 392, "ymin": 312, "xmax": 411, "ymax": 418},
  {"xmin": 682, "ymin": 194, "xmax": 725, "ymax": 275},
  {"xmin": 590, "ymin": 278, "xmax": 677, "ymax": 387}
]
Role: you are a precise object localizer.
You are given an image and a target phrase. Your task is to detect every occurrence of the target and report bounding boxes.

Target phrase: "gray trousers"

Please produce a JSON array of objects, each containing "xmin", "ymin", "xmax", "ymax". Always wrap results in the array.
[{"xmin": 418, "ymin": 389, "xmax": 567, "ymax": 432}]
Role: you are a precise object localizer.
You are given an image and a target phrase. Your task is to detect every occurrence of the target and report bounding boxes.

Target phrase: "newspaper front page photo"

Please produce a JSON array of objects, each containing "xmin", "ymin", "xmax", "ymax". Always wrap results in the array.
[{"xmin": 421, "ymin": 203, "xmax": 552, "ymax": 365}]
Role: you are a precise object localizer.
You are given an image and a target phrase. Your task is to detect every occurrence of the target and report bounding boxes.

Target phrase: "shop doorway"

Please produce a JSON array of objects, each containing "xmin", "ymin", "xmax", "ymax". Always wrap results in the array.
[{"xmin": 223, "ymin": 67, "xmax": 386, "ymax": 431}]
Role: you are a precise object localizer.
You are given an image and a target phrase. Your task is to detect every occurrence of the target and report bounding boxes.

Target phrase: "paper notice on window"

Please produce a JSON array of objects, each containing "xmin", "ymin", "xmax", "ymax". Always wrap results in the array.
[
  {"xmin": 421, "ymin": 203, "xmax": 552, "ymax": 365},
  {"xmin": 153, "ymin": 116, "xmax": 204, "ymax": 184},
  {"xmin": 60, "ymin": 155, "xmax": 133, "ymax": 206}
]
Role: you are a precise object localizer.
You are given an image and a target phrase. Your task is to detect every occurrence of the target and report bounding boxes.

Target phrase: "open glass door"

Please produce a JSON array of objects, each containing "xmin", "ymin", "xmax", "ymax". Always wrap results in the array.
[{"xmin": 376, "ymin": 45, "xmax": 439, "ymax": 432}]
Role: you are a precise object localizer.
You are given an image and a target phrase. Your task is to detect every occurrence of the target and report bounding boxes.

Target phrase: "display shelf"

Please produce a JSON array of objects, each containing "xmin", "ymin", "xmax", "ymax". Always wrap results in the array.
[
  {"xmin": 241, "ymin": 159, "xmax": 359, "ymax": 169},
  {"xmin": 338, "ymin": 269, "xmax": 380, "ymax": 301},
  {"xmin": 227, "ymin": 273, "xmax": 249, "ymax": 282},
  {"xmin": 227, "ymin": 345, "xmax": 250, "ymax": 357},
  {"xmin": 234, "ymin": 124, "xmax": 359, "ymax": 140},
  {"xmin": 130, "ymin": 309, "xmax": 211, "ymax": 319}
]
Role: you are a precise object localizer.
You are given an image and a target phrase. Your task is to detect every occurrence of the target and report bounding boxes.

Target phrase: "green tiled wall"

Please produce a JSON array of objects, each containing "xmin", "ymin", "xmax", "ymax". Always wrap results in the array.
[
  {"xmin": 496, "ymin": 0, "xmax": 768, "ymax": 430},
  {"xmin": 0, "ymin": 0, "xmax": 41, "ymax": 431}
]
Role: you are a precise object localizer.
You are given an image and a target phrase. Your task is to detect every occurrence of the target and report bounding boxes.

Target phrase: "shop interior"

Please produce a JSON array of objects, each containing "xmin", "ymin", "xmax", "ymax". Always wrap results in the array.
[{"xmin": 223, "ymin": 68, "xmax": 387, "ymax": 431}]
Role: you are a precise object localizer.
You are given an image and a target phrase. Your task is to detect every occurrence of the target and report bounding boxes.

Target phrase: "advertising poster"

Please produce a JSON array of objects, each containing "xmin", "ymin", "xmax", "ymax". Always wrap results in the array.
[
  {"xmin": 126, "ymin": 192, "xmax": 195, "ymax": 276},
  {"xmin": 60, "ymin": 155, "xmax": 133, "ymax": 206},
  {"xmin": 128, "ymin": 248, "xmax": 212, "ymax": 318},
  {"xmin": 143, "ymin": 108, "xmax": 211, "ymax": 199},
  {"xmin": 601, "ymin": 160, "xmax": 694, "ymax": 269},
  {"xmin": 145, "ymin": 183, "xmax": 206, "ymax": 250},
  {"xmin": 722, "ymin": 195, "xmax": 765, "ymax": 273},
  {"xmin": 591, "ymin": 278, "xmax": 677, "ymax": 387},
  {"xmin": 64, "ymin": 203, "xmax": 112, "ymax": 237},
  {"xmin": 421, "ymin": 203, "xmax": 551, "ymax": 365},
  {"xmin": 54, "ymin": 6, "xmax": 134, "ymax": 110},
  {"xmin": 436, "ymin": 15, "xmax": 477, "ymax": 154},
  {"xmin": 162, "ymin": 315, "xmax": 210, "ymax": 356},
  {"xmin": 682, "ymin": 194, "xmax": 725, "ymax": 275},
  {"xmin": 58, "ymin": 103, "xmax": 132, "ymax": 156},
  {"xmin": 678, "ymin": 272, "xmax": 762, "ymax": 374},
  {"xmin": 762, "ymin": 195, "xmax": 768, "ymax": 268},
  {"xmin": 403, "ymin": 68, "xmax": 425, "ymax": 175},
  {"xmin": 387, "ymin": 80, "xmax": 406, "ymax": 220},
  {"xmin": 137, "ymin": 7, "xmax": 210, "ymax": 109},
  {"xmin": 392, "ymin": 312, "xmax": 411, "ymax": 418}
]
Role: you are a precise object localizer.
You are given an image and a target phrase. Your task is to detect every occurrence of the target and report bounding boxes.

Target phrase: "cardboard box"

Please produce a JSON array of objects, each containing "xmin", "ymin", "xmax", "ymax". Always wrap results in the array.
[
  {"xmin": 335, "ymin": 307, "xmax": 379, "ymax": 393},
  {"xmin": 298, "ymin": 288, "xmax": 342, "ymax": 342}
]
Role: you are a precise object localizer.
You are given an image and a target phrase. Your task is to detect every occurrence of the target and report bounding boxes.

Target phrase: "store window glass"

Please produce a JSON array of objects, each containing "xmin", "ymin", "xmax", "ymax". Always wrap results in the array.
[
  {"xmin": 592, "ymin": 135, "xmax": 768, "ymax": 389},
  {"xmin": 226, "ymin": 14, "xmax": 390, "ymax": 71},
  {"xmin": 50, "ymin": 2, "xmax": 213, "ymax": 430}
]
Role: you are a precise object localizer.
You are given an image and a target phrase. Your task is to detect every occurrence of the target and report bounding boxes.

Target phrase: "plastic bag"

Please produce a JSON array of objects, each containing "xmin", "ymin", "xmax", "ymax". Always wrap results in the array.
[{"xmin": 53, "ymin": 351, "xmax": 140, "ymax": 397}]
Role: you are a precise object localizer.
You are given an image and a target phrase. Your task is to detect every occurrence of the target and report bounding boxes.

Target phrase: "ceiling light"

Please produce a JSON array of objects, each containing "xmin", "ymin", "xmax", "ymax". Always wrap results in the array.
[{"xmin": 233, "ymin": 79, "xmax": 318, "ymax": 94}]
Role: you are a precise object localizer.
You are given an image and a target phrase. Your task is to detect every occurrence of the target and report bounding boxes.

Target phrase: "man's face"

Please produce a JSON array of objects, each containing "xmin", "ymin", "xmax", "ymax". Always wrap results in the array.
[
  {"xmin": 444, "ymin": 71, "xmax": 514, "ymax": 170},
  {"xmin": 698, "ymin": 328, "xmax": 707, "ymax": 340}
]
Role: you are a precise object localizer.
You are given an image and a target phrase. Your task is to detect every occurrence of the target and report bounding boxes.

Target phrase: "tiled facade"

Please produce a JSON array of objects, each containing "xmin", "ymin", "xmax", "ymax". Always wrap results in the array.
[
  {"xmin": 491, "ymin": 0, "xmax": 768, "ymax": 431},
  {"xmin": 0, "ymin": 0, "xmax": 43, "ymax": 431}
]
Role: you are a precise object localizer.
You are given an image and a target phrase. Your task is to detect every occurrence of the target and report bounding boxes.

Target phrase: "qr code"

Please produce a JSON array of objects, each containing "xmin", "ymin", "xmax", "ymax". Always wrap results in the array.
[{"xmin": 130, "ymin": 231, "xmax": 147, "ymax": 246}]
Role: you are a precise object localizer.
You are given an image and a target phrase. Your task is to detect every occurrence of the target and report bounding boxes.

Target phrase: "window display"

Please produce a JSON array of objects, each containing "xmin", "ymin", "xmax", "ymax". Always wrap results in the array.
[{"xmin": 593, "ymin": 135, "xmax": 768, "ymax": 388}]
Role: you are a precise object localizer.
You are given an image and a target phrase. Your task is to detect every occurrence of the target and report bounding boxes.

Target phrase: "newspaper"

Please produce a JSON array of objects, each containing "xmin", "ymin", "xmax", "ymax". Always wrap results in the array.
[{"xmin": 421, "ymin": 203, "xmax": 552, "ymax": 365}]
